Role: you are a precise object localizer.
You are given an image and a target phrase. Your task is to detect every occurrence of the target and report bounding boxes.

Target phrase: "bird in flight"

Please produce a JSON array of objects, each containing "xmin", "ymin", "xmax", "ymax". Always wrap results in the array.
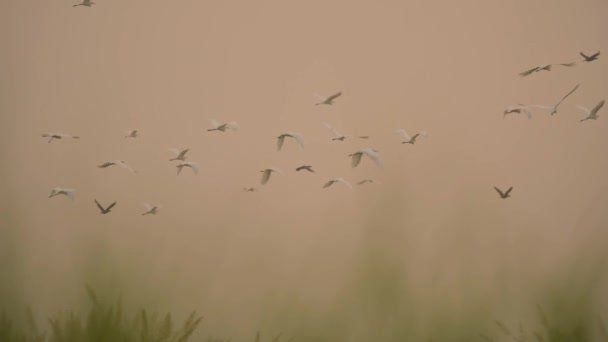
[
  {"xmin": 580, "ymin": 51, "xmax": 600, "ymax": 62},
  {"xmin": 243, "ymin": 187, "xmax": 258, "ymax": 192},
  {"xmin": 322, "ymin": 122, "xmax": 349, "ymax": 141},
  {"xmin": 41, "ymin": 133, "xmax": 80, "ymax": 143},
  {"xmin": 176, "ymin": 162, "xmax": 198, "ymax": 175},
  {"xmin": 323, "ymin": 178, "xmax": 354, "ymax": 190},
  {"xmin": 396, "ymin": 129, "xmax": 428, "ymax": 144},
  {"xmin": 74, "ymin": 0, "xmax": 94, "ymax": 7},
  {"xmin": 577, "ymin": 100, "xmax": 605, "ymax": 123},
  {"xmin": 260, "ymin": 168, "xmax": 282, "ymax": 185},
  {"xmin": 519, "ymin": 62, "xmax": 576, "ymax": 77},
  {"xmin": 277, "ymin": 132, "xmax": 304, "ymax": 151},
  {"xmin": 97, "ymin": 160, "xmax": 137, "ymax": 173},
  {"xmin": 503, "ymin": 105, "xmax": 533, "ymax": 119},
  {"xmin": 207, "ymin": 120, "xmax": 238, "ymax": 132},
  {"xmin": 494, "ymin": 186, "xmax": 513, "ymax": 199},
  {"xmin": 296, "ymin": 165, "xmax": 315, "ymax": 173},
  {"xmin": 49, "ymin": 188, "xmax": 75, "ymax": 200},
  {"xmin": 528, "ymin": 84, "xmax": 580, "ymax": 115},
  {"xmin": 125, "ymin": 130, "xmax": 138, "ymax": 138},
  {"xmin": 315, "ymin": 92, "xmax": 342, "ymax": 106},
  {"xmin": 95, "ymin": 200, "xmax": 116, "ymax": 214},
  {"xmin": 349, "ymin": 148, "xmax": 383, "ymax": 169},
  {"xmin": 357, "ymin": 179, "xmax": 381, "ymax": 186},
  {"xmin": 141, "ymin": 203, "xmax": 161, "ymax": 216},
  {"xmin": 168, "ymin": 148, "xmax": 190, "ymax": 161}
]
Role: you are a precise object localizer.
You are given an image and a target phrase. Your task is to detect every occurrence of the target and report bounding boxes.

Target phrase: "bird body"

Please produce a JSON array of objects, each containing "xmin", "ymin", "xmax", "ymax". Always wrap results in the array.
[
  {"xmin": 296, "ymin": 165, "xmax": 315, "ymax": 173},
  {"xmin": 277, "ymin": 132, "xmax": 304, "ymax": 151},
  {"xmin": 49, "ymin": 188, "xmax": 75, "ymax": 200},
  {"xmin": 142, "ymin": 203, "xmax": 161, "ymax": 216},
  {"xmin": 578, "ymin": 100, "xmax": 605, "ymax": 122},
  {"xmin": 97, "ymin": 160, "xmax": 137, "ymax": 173},
  {"xmin": 125, "ymin": 130, "xmax": 138, "ymax": 138},
  {"xmin": 169, "ymin": 148, "xmax": 190, "ymax": 161},
  {"xmin": 396, "ymin": 129, "xmax": 428, "ymax": 144},
  {"xmin": 494, "ymin": 186, "xmax": 513, "ymax": 199},
  {"xmin": 95, "ymin": 200, "xmax": 116, "ymax": 214},
  {"xmin": 323, "ymin": 178, "xmax": 353, "ymax": 190},
  {"xmin": 208, "ymin": 120, "xmax": 238, "ymax": 132}
]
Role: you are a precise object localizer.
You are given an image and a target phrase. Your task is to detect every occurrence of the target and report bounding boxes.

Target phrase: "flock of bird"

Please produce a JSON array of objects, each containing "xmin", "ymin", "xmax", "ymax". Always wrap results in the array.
[{"xmin": 49, "ymin": 2, "xmax": 604, "ymax": 217}]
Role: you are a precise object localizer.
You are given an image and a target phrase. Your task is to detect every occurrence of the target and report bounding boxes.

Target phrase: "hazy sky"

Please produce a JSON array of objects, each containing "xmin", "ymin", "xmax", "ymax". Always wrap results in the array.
[{"xmin": 1, "ymin": 0, "xmax": 608, "ymax": 338}]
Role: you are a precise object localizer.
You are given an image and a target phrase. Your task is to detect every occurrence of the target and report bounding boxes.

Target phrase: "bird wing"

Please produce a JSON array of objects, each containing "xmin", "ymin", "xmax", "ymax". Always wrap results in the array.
[
  {"xmin": 177, "ymin": 149, "xmax": 189, "ymax": 159},
  {"xmin": 590, "ymin": 100, "xmax": 605, "ymax": 116},
  {"xmin": 65, "ymin": 190, "xmax": 75, "ymax": 200},
  {"xmin": 580, "ymin": 52, "xmax": 589, "ymax": 59},
  {"xmin": 559, "ymin": 62, "xmax": 577, "ymax": 67},
  {"xmin": 396, "ymin": 129, "xmax": 411, "ymax": 141},
  {"xmin": 323, "ymin": 122, "xmax": 342, "ymax": 138},
  {"xmin": 527, "ymin": 105, "xmax": 554, "ymax": 112},
  {"xmin": 290, "ymin": 133, "xmax": 305, "ymax": 148},
  {"xmin": 363, "ymin": 149, "xmax": 383, "ymax": 169},
  {"xmin": 261, "ymin": 170, "xmax": 271, "ymax": 185},
  {"xmin": 350, "ymin": 152, "xmax": 363, "ymax": 168},
  {"xmin": 106, "ymin": 202, "xmax": 117, "ymax": 211},
  {"xmin": 326, "ymin": 92, "xmax": 342, "ymax": 102},
  {"xmin": 142, "ymin": 203, "xmax": 152, "ymax": 211},
  {"xmin": 323, "ymin": 180, "xmax": 334, "ymax": 188},
  {"xmin": 590, "ymin": 52, "xmax": 600, "ymax": 59},
  {"xmin": 504, "ymin": 187, "xmax": 514, "ymax": 196},
  {"xmin": 336, "ymin": 178, "xmax": 353, "ymax": 190},
  {"xmin": 117, "ymin": 161, "xmax": 136, "ymax": 173},
  {"xmin": 314, "ymin": 93, "xmax": 326, "ymax": 101},
  {"xmin": 94, "ymin": 199, "xmax": 104, "ymax": 212},
  {"xmin": 97, "ymin": 162, "xmax": 112, "ymax": 168},
  {"xmin": 519, "ymin": 66, "xmax": 539, "ymax": 77},
  {"xmin": 189, "ymin": 163, "xmax": 199, "ymax": 174},
  {"xmin": 277, "ymin": 135, "xmax": 286, "ymax": 151},
  {"xmin": 493, "ymin": 187, "xmax": 505, "ymax": 197},
  {"xmin": 209, "ymin": 119, "xmax": 220, "ymax": 128},
  {"xmin": 554, "ymin": 84, "xmax": 580, "ymax": 108},
  {"xmin": 225, "ymin": 121, "xmax": 239, "ymax": 130},
  {"xmin": 575, "ymin": 105, "xmax": 590, "ymax": 115}
]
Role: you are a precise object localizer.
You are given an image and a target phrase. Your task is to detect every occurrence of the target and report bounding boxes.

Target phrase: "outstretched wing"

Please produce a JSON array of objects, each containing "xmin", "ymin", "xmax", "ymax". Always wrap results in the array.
[
  {"xmin": 396, "ymin": 129, "xmax": 411, "ymax": 141},
  {"xmin": 493, "ymin": 187, "xmax": 505, "ymax": 197},
  {"xmin": 277, "ymin": 135, "xmax": 286, "ymax": 151},
  {"xmin": 106, "ymin": 202, "xmax": 117, "ymax": 211},
  {"xmin": 323, "ymin": 180, "xmax": 334, "ymax": 188},
  {"xmin": 519, "ymin": 66, "xmax": 539, "ymax": 77},
  {"xmin": 326, "ymin": 92, "xmax": 342, "ymax": 102},
  {"xmin": 350, "ymin": 152, "xmax": 362, "ymax": 168},
  {"xmin": 209, "ymin": 119, "xmax": 220, "ymax": 128},
  {"xmin": 590, "ymin": 100, "xmax": 605, "ymax": 116},
  {"xmin": 336, "ymin": 178, "xmax": 353, "ymax": 190},
  {"xmin": 189, "ymin": 163, "xmax": 199, "ymax": 174},
  {"xmin": 177, "ymin": 149, "xmax": 189, "ymax": 159},
  {"xmin": 504, "ymin": 187, "xmax": 513, "ymax": 196},
  {"xmin": 290, "ymin": 133, "xmax": 305, "ymax": 148},
  {"xmin": 554, "ymin": 84, "xmax": 580, "ymax": 108},
  {"xmin": 94, "ymin": 199, "xmax": 104, "ymax": 212},
  {"xmin": 261, "ymin": 170, "xmax": 271, "ymax": 185},
  {"xmin": 362, "ymin": 149, "xmax": 383, "ymax": 169}
]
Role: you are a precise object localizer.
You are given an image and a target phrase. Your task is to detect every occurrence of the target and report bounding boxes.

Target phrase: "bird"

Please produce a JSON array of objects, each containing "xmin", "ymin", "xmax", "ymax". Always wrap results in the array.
[
  {"xmin": 357, "ymin": 179, "xmax": 381, "ymax": 186},
  {"xmin": 580, "ymin": 51, "xmax": 600, "ymax": 62},
  {"xmin": 73, "ymin": 0, "xmax": 94, "ymax": 7},
  {"xmin": 519, "ymin": 62, "xmax": 576, "ymax": 77},
  {"xmin": 277, "ymin": 132, "xmax": 304, "ymax": 151},
  {"xmin": 323, "ymin": 178, "xmax": 353, "ymax": 190},
  {"xmin": 168, "ymin": 148, "xmax": 190, "ymax": 161},
  {"xmin": 176, "ymin": 162, "xmax": 199, "ymax": 175},
  {"xmin": 494, "ymin": 186, "xmax": 513, "ymax": 199},
  {"xmin": 528, "ymin": 84, "xmax": 580, "ymax": 115},
  {"xmin": 141, "ymin": 203, "xmax": 161, "ymax": 216},
  {"xmin": 349, "ymin": 148, "xmax": 383, "ymax": 169},
  {"xmin": 577, "ymin": 100, "xmax": 605, "ymax": 122},
  {"xmin": 322, "ymin": 122, "xmax": 349, "ymax": 141},
  {"xmin": 94, "ymin": 199, "xmax": 116, "ymax": 214},
  {"xmin": 503, "ymin": 105, "xmax": 533, "ymax": 119},
  {"xmin": 207, "ymin": 120, "xmax": 238, "ymax": 132},
  {"xmin": 314, "ymin": 92, "xmax": 342, "ymax": 106},
  {"xmin": 296, "ymin": 165, "xmax": 315, "ymax": 173},
  {"xmin": 97, "ymin": 160, "xmax": 137, "ymax": 173},
  {"xmin": 358, "ymin": 136, "xmax": 370, "ymax": 139},
  {"xmin": 125, "ymin": 130, "xmax": 138, "ymax": 138},
  {"xmin": 396, "ymin": 129, "xmax": 428, "ymax": 144},
  {"xmin": 260, "ymin": 168, "xmax": 282, "ymax": 185},
  {"xmin": 41, "ymin": 133, "xmax": 80, "ymax": 143},
  {"xmin": 48, "ymin": 188, "xmax": 75, "ymax": 200},
  {"xmin": 243, "ymin": 187, "xmax": 258, "ymax": 192}
]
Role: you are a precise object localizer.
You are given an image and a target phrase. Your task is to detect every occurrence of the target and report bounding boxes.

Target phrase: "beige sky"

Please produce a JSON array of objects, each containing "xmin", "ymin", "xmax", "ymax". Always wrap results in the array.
[{"xmin": 1, "ymin": 0, "xmax": 608, "ymax": 338}]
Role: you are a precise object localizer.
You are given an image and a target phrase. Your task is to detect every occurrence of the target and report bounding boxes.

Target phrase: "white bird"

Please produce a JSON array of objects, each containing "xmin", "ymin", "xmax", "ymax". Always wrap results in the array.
[
  {"xmin": 41, "ymin": 133, "xmax": 80, "ymax": 143},
  {"xmin": 322, "ymin": 122, "xmax": 349, "ymax": 141},
  {"xmin": 125, "ymin": 130, "xmax": 138, "ymax": 138},
  {"xmin": 503, "ymin": 105, "xmax": 533, "ymax": 119},
  {"xmin": 49, "ymin": 188, "xmax": 75, "ymax": 200},
  {"xmin": 74, "ymin": 0, "xmax": 94, "ymax": 7},
  {"xmin": 176, "ymin": 162, "xmax": 198, "ymax": 175},
  {"xmin": 323, "ymin": 178, "xmax": 353, "ymax": 190},
  {"xmin": 168, "ymin": 148, "xmax": 190, "ymax": 161},
  {"xmin": 141, "ymin": 203, "xmax": 161, "ymax": 216},
  {"xmin": 528, "ymin": 84, "xmax": 580, "ymax": 115},
  {"xmin": 396, "ymin": 129, "xmax": 428, "ymax": 144},
  {"xmin": 97, "ymin": 160, "xmax": 137, "ymax": 173},
  {"xmin": 349, "ymin": 148, "xmax": 383, "ymax": 169},
  {"xmin": 519, "ymin": 62, "xmax": 576, "ymax": 77},
  {"xmin": 207, "ymin": 120, "xmax": 238, "ymax": 132},
  {"xmin": 277, "ymin": 132, "xmax": 304, "ymax": 151},
  {"xmin": 260, "ymin": 168, "xmax": 282, "ymax": 185},
  {"xmin": 357, "ymin": 179, "xmax": 381, "ymax": 186},
  {"xmin": 577, "ymin": 100, "xmax": 605, "ymax": 122},
  {"xmin": 315, "ymin": 92, "xmax": 342, "ymax": 106}
]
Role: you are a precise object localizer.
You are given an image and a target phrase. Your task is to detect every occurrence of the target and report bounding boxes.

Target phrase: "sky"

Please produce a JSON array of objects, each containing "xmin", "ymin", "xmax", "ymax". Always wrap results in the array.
[{"xmin": 1, "ymin": 0, "xmax": 608, "ymax": 339}]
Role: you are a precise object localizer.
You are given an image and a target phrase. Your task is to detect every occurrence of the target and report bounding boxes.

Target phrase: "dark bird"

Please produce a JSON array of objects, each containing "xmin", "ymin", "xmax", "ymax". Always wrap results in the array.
[
  {"xmin": 494, "ymin": 186, "xmax": 513, "ymax": 199},
  {"xmin": 95, "ymin": 199, "xmax": 116, "ymax": 214},
  {"xmin": 580, "ymin": 51, "xmax": 600, "ymax": 62},
  {"xmin": 41, "ymin": 133, "xmax": 80, "ymax": 143},
  {"xmin": 519, "ymin": 62, "xmax": 576, "ymax": 77},
  {"xmin": 315, "ymin": 92, "xmax": 342, "ymax": 106},
  {"xmin": 296, "ymin": 165, "xmax": 315, "ymax": 173}
]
